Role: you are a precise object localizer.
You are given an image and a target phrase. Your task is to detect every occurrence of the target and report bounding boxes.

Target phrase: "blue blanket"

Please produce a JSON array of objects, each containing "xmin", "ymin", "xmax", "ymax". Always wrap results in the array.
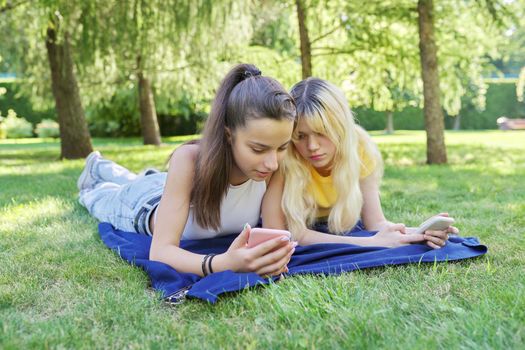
[{"xmin": 98, "ymin": 223, "xmax": 487, "ymax": 304}]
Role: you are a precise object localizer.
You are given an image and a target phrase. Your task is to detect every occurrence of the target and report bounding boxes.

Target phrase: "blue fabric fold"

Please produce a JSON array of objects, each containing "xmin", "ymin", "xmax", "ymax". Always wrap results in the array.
[{"xmin": 98, "ymin": 222, "xmax": 488, "ymax": 304}]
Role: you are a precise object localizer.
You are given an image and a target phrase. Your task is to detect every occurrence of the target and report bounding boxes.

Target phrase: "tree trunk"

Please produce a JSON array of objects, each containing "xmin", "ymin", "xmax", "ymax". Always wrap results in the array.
[
  {"xmin": 517, "ymin": 66, "xmax": 525, "ymax": 102},
  {"xmin": 417, "ymin": 0, "xmax": 447, "ymax": 164},
  {"xmin": 296, "ymin": 0, "xmax": 312, "ymax": 79},
  {"xmin": 137, "ymin": 56, "xmax": 161, "ymax": 146},
  {"xmin": 453, "ymin": 115, "xmax": 461, "ymax": 130},
  {"xmin": 385, "ymin": 110, "xmax": 394, "ymax": 134},
  {"xmin": 46, "ymin": 26, "xmax": 93, "ymax": 159}
]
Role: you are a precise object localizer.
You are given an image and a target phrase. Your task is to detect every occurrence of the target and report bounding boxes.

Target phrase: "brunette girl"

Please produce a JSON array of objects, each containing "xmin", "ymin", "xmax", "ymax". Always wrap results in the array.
[{"xmin": 78, "ymin": 64, "xmax": 297, "ymax": 276}]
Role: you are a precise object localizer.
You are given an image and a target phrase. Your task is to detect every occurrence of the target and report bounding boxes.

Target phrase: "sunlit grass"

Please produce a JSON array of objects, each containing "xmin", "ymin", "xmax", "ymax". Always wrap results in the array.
[{"xmin": 1, "ymin": 130, "xmax": 524, "ymax": 349}]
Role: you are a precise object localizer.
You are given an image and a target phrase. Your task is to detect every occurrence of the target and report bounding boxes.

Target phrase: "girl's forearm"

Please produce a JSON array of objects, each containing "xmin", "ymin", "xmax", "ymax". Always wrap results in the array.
[
  {"xmin": 296, "ymin": 228, "xmax": 380, "ymax": 247},
  {"xmin": 365, "ymin": 219, "xmax": 393, "ymax": 232},
  {"xmin": 150, "ymin": 244, "xmax": 230, "ymax": 277}
]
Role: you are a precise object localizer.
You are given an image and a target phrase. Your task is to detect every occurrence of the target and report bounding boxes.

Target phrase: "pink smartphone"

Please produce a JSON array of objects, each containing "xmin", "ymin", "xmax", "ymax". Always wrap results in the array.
[{"xmin": 247, "ymin": 228, "xmax": 291, "ymax": 248}]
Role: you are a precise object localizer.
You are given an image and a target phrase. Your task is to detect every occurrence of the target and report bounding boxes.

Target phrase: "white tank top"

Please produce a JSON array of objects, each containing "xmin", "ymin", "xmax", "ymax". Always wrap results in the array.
[
  {"xmin": 154, "ymin": 179, "xmax": 266, "ymax": 240},
  {"xmin": 181, "ymin": 179, "xmax": 266, "ymax": 240}
]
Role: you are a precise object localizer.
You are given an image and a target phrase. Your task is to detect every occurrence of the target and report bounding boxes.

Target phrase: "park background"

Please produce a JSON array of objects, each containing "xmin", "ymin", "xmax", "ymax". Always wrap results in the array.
[
  {"xmin": 1, "ymin": 0, "xmax": 524, "ymax": 349},
  {"xmin": 1, "ymin": 0, "xmax": 525, "ymax": 148}
]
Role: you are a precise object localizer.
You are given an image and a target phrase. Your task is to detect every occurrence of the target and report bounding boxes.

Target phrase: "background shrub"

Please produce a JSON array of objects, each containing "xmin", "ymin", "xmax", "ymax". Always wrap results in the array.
[
  {"xmin": 450, "ymin": 80, "xmax": 525, "ymax": 129},
  {"xmin": 86, "ymin": 87, "xmax": 206, "ymax": 137},
  {"xmin": 356, "ymin": 80, "xmax": 525, "ymax": 130},
  {"xmin": 0, "ymin": 114, "xmax": 6, "ymax": 139},
  {"xmin": 35, "ymin": 118, "xmax": 60, "ymax": 138},
  {"xmin": 0, "ymin": 81, "xmax": 54, "ymax": 125},
  {"xmin": 3, "ymin": 109, "xmax": 33, "ymax": 138},
  {"xmin": 2, "ymin": 80, "xmax": 523, "ymax": 135}
]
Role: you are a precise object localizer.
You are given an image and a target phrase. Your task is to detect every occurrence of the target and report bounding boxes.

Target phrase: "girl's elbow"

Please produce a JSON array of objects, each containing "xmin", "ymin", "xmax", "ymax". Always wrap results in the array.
[
  {"xmin": 149, "ymin": 242, "xmax": 171, "ymax": 262},
  {"xmin": 149, "ymin": 239, "xmax": 181, "ymax": 262},
  {"xmin": 149, "ymin": 245, "xmax": 162, "ymax": 262}
]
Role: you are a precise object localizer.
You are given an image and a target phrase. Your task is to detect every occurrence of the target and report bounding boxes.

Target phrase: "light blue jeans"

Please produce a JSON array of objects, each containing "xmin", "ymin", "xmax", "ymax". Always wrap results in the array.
[{"xmin": 78, "ymin": 158, "xmax": 166, "ymax": 235}]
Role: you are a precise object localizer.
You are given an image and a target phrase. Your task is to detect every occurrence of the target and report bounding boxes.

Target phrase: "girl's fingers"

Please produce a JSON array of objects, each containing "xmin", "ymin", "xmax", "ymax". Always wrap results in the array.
[
  {"xmin": 389, "ymin": 223, "xmax": 406, "ymax": 233},
  {"xmin": 261, "ymin": 267, "xmax": 286, "ymax": 278},
  {"xmin": 401, "ymin": 232, "xmax": 426, "ymax": 244},
  {"xmin": 447, "ymin": 226, "xmax": 460, "ymax": 234},
  {"xmin": 256, "ymin": 249, "xmax": 295, "ymax": 276},
  {"xmin": 426, "ymin": 230, "xmax": 449, "ymax": 240},
  {"xmin": 426, "ymin": 241, "xmax": 441, "ymax": 249},
  {"xmin": 250, "ymin": 236, "xmax": 291, "ymax": 256},
  {"xmin": 252, "ymin": 244, "xmax": 295, "ymax": 271},
  {"xmin": 262, "ymin": 265, "xmax": 288, "ymax": 278},
  {"xmin": 230, "ymin": 224, "xmax": 251, "ymax": 249},
  {"xmin": 424, "ymin": 233, "xmax": 447, "ymax": 247}
]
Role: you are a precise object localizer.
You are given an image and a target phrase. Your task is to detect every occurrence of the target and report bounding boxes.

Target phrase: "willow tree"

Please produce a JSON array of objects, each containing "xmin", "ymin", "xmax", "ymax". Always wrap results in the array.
[
  {"xmin": 295, "ymin": 0, "xmax": 312, "ymax": 79},
  {"xmin": 0, "ymin": 1, "xmax": 95, "ymax": 158},
  {"xmin": 1, "ymin": 0, "xmax": 251, "ymax": 151},
  {"xmin": 46, "ymin": 13, "xmax": 93, "ymax": 159},
  {"xmin": 518, "ymin": 67, "xmax": 525, "ymax": 102},
  {"xmin": 499, "ymin": 14, "xmax": 525, "ymax": 101},
  {"xmin": 75, "ymin": 0, "xmax": 251, "ymax": 145},
  {"xmin": 1, "ymin": 1, "xmax": 97, "ymax": 158}
]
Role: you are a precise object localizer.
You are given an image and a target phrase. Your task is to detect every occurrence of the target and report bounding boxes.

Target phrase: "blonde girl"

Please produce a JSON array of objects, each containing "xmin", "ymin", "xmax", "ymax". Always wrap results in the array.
[{"xmin": 264, "ymin": 78, "xmax": 455, "ymax": 248}]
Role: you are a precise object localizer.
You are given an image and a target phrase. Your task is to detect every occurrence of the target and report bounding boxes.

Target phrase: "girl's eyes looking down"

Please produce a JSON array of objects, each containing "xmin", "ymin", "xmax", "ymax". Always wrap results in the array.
[
  {"xmin": 296, "ymin": 131, "xmax": 325, "ymax": 141},
  {"xmin": 250, "ymin": 143, "xmax": 290, "ymax": 154}
]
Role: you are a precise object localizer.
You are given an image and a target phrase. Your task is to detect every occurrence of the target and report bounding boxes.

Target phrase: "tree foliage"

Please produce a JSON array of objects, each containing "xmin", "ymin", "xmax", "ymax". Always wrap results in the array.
[
  {"xmin": 1, "ymin": 0, "xmax": 524, "ymax": 143},
  {"xmin": 1, "ymin": 0, "xmax": 252, "ymax": 115}
]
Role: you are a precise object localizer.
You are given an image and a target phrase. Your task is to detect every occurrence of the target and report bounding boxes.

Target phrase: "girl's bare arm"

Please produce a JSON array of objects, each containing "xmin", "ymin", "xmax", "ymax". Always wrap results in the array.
[
  {"xmin": 359, "ymin": 173, "xmax": 392, "ymax": 232},
  {"xmin": 261, "ymin": 171, "xmax": 288, "ymax": 230},
  {"xmin": 149, "ymin": 145, "xmax": 214, "ymax": 275}
]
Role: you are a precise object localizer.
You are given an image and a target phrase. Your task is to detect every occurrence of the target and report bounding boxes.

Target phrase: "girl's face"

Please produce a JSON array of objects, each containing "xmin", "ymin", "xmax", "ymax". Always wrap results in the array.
[
  {"xmin": 228, "ymin": 118, "xmax": 294, "ymax": 185},
  {"xmin": 293, "ymin": 117, "xmax": 336, "ymax": 176}
]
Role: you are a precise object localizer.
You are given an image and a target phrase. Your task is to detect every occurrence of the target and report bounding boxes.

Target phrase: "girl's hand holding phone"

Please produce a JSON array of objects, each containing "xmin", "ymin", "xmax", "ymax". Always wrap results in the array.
[
  {"xmin": 402, "ymin": 213, "xmax": 459, "ymax": 249},
  {"xmin": 417, "ymin": 213, "xmax": 459, "ymax": 249},
  {"xmin": 373, "ymin": 223, "xmax": 426, "ymax": 247},
  {"xmin": 408, "ymin": 213, "xmax": 459, "ymax": 249},
  {"xmin": 219, "ymin": 224, "xmax": 296, "ymax": 277}
]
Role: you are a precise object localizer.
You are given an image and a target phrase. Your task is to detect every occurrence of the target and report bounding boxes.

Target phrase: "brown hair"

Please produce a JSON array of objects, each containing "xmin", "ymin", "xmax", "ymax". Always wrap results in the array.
[{"xmin": 191, "ymin": 63, "xmax": 296, "ymax": 230}]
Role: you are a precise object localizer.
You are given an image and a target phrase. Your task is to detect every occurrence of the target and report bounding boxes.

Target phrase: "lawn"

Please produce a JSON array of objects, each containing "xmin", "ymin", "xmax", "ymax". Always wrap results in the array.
[{"xmin": 1, "ymin": 131, "xmax": 524, "ymax": 349}]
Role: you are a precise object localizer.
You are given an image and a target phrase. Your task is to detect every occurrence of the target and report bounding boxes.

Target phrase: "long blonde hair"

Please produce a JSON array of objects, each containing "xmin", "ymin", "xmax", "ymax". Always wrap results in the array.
[{"xmin": 282, "ymin": 78, "xmax": 383, "ymax": 235}]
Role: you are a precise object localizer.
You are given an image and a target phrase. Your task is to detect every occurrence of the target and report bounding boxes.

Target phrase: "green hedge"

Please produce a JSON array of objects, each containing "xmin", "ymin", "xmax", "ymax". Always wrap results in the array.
[
  {"xmin": 451, "ymin": 80, "xmax": 525, "ymax": 129},
  {"xmin": 356, "ymin": 80, "xmax": 525, "ymax": 130},
  {"xmin": 0, "ymin": 81, "xmax": 55, "ymax": 124},
  {"xmin": 1, "ymin": 80, "xmax": 523, "ymax": 134},
  {"xmin": 85, "ymin": 87, "xmax": 206, "ymax": 137},
  {"xmin": 0, "ymin": 81, "xmax": 204, "ymax": 137},
  {"xmin": 354, "ymin": 107, "xmax": 424, "ymax": 131}
]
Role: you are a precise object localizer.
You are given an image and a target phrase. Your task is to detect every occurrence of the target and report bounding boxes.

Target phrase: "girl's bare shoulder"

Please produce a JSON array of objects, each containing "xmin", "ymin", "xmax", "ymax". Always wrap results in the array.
[
  {"xmin": 169, "ymin": 143, "xmax": 199, "ymax": 163},
  {"xmin": 167, "ymin": 143, "xmax": 200, "ymax": 173}
]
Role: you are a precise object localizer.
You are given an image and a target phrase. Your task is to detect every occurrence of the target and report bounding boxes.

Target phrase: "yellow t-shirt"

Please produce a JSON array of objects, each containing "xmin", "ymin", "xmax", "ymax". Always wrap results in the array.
[{"xmin": 307, "ymin": 144, "xmax": 375, "ymax": 218}]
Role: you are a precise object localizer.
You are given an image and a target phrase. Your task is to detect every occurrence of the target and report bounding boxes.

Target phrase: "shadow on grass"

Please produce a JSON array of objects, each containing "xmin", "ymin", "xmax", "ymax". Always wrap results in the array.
[
  {"xmin": 0, "ymin": 167, "xmax": 82, "ymax": 209},
  {"xmin": 0, "ymin": 151, "xmax": 63, "ymax": 166},
  {"xmin": 380, "ymin": 143, "xmax": 525, "ymax": 168}
]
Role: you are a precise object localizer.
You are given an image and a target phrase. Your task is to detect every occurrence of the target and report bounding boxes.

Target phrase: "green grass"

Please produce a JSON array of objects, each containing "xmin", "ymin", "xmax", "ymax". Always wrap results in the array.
[{"xmin": 1, "ymin": 131, "xmax": 524, "ymax": 349}]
